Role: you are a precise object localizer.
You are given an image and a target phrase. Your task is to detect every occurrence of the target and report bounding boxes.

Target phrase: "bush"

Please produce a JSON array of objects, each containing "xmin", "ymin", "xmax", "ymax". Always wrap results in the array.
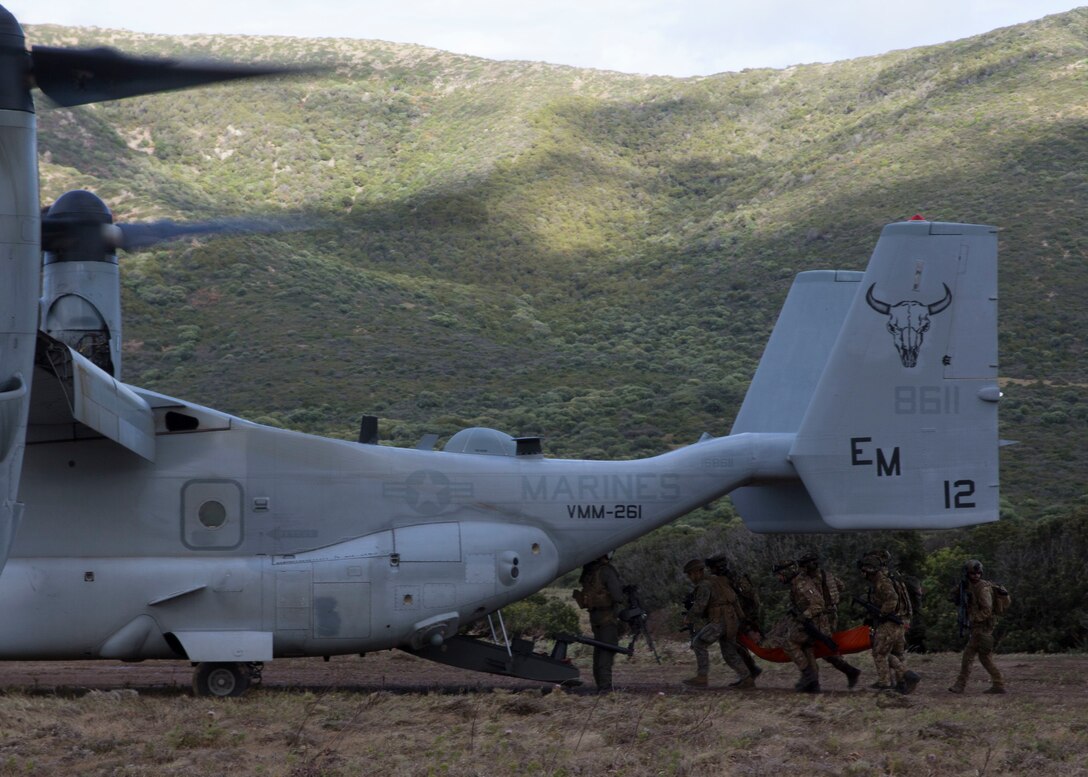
[{"xmin": 499, "ymin": 592, "xmax": 580, "ymax": 639}]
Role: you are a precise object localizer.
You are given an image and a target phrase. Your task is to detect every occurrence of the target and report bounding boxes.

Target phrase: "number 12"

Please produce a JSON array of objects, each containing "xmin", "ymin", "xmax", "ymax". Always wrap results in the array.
[{"xmin": 943, "ymin": 479, "xmax": 976, "ymax": 509}]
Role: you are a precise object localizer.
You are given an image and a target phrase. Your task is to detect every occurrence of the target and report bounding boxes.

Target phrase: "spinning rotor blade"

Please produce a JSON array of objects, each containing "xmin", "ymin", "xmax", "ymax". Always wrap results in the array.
[
  {"xmin": 41, "ymin": 212, "xmax": 308, "ymax": 255},
  {"xmin": 111, "ymin": 216, "xmax": 307, "ymax": 252},
  {"xmin": 30, "ymin": 45, "xmax": 319, "ymax": 107}
]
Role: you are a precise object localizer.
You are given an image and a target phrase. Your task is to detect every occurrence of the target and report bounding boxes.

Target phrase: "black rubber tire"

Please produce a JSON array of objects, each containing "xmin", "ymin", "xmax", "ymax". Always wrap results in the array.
[{"xmin": 192, "ymin": 662, "xmax": 251, "ymax": 697}]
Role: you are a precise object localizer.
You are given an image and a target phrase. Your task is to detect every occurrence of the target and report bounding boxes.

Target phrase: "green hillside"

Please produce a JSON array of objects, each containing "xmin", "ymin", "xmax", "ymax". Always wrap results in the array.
[{"xmin": 27, "ymin": 10, "xmax": 1088, "ymax": 522}]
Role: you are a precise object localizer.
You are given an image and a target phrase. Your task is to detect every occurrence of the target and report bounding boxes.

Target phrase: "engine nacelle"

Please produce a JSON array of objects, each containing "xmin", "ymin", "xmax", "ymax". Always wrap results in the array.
[{"xmin": 40, "ymin": 190, "xmax": 122, "ymax": 377}]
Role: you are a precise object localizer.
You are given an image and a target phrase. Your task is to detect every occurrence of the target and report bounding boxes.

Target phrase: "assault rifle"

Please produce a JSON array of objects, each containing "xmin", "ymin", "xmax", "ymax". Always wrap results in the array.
[
  {"xmin": 852, "ymin": 595, "xmax": 903, "ymax": 626},
  {"xmin": 619, "ymin": 584, "xmax": 661, "ymax": 664},
  {"xmin": 678, "ymin": 589, "xmax": 696, "ymax": 640},
  {"xmin": 789, "ymin": 606, "xmax": 839, "ymax": 653},
  {"xmin": 955, "ymin": 574, "xmax": 970, "ymax": 639}
]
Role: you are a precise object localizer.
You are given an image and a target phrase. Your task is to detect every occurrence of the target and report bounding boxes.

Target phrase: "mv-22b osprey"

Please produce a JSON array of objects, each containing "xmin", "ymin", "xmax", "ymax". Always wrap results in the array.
[{"xmin": 0, "ymin": 6, "xmax": 1001, "ymax": 695}]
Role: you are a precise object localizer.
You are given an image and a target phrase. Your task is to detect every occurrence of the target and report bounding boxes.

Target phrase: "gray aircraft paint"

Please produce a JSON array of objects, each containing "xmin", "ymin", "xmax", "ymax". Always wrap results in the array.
[
  {"xmin": 0, "ymin": 13, "xmax": 39, "ymax": 573},
  {"xmin": 729, "ymin": 269, "xmax": 862, "ymax": 532},
  {"xmin": 0, "ymin": 220, "xmax": 1000, "ymax": 667},
  {"xmin": 0, "ymin": 4, "xmax": 1003, "ymax": 686},
  {"xmin": 791, "ymin": 221, "xmax": 999, "ymax": 529}
]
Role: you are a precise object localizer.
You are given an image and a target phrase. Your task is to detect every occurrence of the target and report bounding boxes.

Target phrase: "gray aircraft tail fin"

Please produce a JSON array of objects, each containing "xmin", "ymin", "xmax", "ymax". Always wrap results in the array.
[
  {"xmin": 729, "ymin": 270, "xmax": 862, "ymax": 532},
  {"xmin": 789, "ymin": 219, "xmax": 1000, "ymax": 529}
]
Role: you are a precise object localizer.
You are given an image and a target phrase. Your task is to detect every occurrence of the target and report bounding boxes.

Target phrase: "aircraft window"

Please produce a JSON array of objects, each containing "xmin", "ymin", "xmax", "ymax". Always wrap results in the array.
[{"xmin": 198, "ymin": 500, "xmax": 227, "ymax": 529}]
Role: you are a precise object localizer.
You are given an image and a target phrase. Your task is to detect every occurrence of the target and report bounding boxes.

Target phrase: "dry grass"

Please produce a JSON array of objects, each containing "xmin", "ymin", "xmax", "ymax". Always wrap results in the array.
[{"xmin": 0, "ymin": 651, "xmax": 1086, "ymax": 776}]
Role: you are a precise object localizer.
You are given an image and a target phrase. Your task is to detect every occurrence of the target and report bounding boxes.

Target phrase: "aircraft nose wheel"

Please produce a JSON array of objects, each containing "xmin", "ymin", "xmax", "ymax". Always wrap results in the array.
[{"xmin": 192, "ymin": 662, "xmax": 252, "ymax": 697}]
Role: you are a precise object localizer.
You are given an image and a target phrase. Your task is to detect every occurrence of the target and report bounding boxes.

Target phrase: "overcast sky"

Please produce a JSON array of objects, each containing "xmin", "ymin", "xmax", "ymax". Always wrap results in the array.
[{"xmin": 9, "ymin": 1, "xmax": 1085, "ymax": 77}]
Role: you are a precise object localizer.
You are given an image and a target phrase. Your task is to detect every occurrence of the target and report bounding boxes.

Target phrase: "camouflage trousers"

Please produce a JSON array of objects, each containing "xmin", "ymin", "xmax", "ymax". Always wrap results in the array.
[
  {"xmin": 870, "ymin": 621, "xmax": 907, "ymax": 686},
  {"xmin": 591, "ymin": 619, "xmax": 620, "ymax": 691},
  {"xmin": 953, "ymin": 624, "xmax": 1004, "ymax": 690},
  {"xmin": 764, "ymin": 617, "xmax": 817, "ymax": 676},
  {"xmin": 692, "ymin": 622, "xmax": 750, "ymax": 680}
]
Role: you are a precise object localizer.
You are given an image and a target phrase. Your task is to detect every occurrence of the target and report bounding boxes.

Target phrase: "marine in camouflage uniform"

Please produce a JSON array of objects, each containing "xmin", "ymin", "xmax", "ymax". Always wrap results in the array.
[
  {"xmin": 859, "ymin": 554, "xmax": 920, "ymax": 694},
  {"xmin": 949, "ymin": 559, "xmax": 1006, "ymax": 694},
  {"xmin": 573, "ymin": 554, "xmax": 626, "ymax": 692},
  {"xmin": 705, "ymin": 554, "xmax": 763, "ymax": 683},
  {"xmin": 682, "ymin": 558, "xmax": 754, "ymax": 689},
  {"xmin": 866, "ymin": 548, "xmax": 927, "ymax": 652},
  {"xmin": 764, "ymin": 559, "xmax": 820, "ymax": 692},
  {"xmin": 798, "ymin": 552, "xmax": 861, "ymax": 689}
]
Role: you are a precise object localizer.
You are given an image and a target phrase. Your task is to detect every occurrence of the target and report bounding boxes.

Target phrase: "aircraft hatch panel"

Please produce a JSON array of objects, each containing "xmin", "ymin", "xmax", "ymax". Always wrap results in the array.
[
  {"xmin": 275, "ymin": 569, "xmax": 312, "ymax": 632},
  {"xmin": 181, "ymin": 479, "xmax": 244, "ymax": 550},
  {"xmin": 313, "ymin": 581, "xmax": 371, "ymax": 639},
  {"xmin": 171, "ymin": 630, "xmax": 273, "ymax": 662},
  {"xmin": 393, "ymin": 522, "xmax": 461, "ymax": 562}
]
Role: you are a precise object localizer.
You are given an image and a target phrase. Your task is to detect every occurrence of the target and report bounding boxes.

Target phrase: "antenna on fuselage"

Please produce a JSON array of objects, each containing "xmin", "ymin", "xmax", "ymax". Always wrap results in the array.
[{"xmin": 358, "ymin": 415, "xmax": 379, "ymax": 445}]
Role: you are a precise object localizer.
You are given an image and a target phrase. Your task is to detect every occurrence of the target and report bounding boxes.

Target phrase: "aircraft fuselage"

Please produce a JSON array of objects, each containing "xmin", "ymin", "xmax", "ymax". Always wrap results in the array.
[{"xmin": 0, "ymin": 390, "xmax": 790, "ymax": 663}]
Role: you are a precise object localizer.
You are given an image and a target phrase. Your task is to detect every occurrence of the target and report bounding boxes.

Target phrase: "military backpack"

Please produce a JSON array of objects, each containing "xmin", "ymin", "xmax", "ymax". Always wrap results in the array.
[
  {"xmin": 990, "ymin": 583, "xmax": 1012, "ymax": 615},
  {"xmin": 889, "ymin": 570, "xmax": 914, "ymax": 619}
]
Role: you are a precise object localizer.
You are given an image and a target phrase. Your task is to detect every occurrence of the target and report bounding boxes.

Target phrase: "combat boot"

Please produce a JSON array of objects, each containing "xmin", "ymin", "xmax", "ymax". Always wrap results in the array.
[
  {"xmin": 795, "ymin": 669, "xmax": 820, "ymax": 693},
  {"xmin": 897, "ymin": 671, "xmax": 920, "ymax": 695},
  {"xmin": 729, "ymin": 675, "xmax": 756, "ymax": 690},
  {"xmin": 947, "ymin": 684, "xmax": 965, "ymax": 694},
  {"xmin": 869, "ymin": 682, "xmax": 893, "ymax": 691},
  {"xmin": 741, "ymin": 650, "xmax": 762, "ymax": 680},
  {"xmin": 682, "ymin": 675, "xmax": 708, "ymax": 688},
  {"xmin": 845, "ymin": 665, "xmax": 862, "ymax": 689},
  {"xmin": 983, "ymin": 685, "xmax": 1006, "ymax": 694}
]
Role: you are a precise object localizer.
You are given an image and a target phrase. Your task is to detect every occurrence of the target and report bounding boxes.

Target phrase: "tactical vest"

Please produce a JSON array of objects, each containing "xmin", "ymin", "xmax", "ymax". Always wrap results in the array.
[
  {"xmin": 708, "ymin": 575, "xmax": 742, "ymax": 624},
  {"xmin": 580, "ymin": 564, "xmax": 615, "ymax": 609},
  {"xmin": 731, "ymin": 573, "xmax": 761, "ymax": 625},
  {"xmin": 819, "ymin": 569, "xmax": 844, "ymax": 608}
]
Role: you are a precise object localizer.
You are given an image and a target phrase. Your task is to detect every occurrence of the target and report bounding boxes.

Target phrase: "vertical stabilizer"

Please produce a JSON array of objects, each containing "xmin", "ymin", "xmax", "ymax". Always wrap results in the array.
[
  {"xmin": 790, "ymin": 220, "xmax": 999, "ymax": 529},
  {"xmin": 729, "ymin": 270, "xmax": 861, "ymax": 532}
]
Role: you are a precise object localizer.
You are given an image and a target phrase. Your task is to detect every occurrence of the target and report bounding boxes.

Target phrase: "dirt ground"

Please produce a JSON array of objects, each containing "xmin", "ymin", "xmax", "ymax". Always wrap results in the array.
[
  {"xmin": 0, "ymin": 645, "xmax": 1084, "ymax": 699},
  {"xmin": 0, "ymin": 646, "xmax": 1086, "ymax": 776}
]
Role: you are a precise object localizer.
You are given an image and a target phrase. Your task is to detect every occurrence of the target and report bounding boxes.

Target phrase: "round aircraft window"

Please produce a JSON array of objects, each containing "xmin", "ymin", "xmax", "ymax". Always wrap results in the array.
[{"xmin": 198, "ymin": 500, "xmax": 228, "ymax": 529}]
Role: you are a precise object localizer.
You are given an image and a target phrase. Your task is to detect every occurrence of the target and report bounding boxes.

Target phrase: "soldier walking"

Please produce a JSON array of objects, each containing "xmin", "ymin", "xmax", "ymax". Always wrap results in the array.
[
  {"xmin": 705, "ymin": 554, "xmax": 763, "ymax": 683},
  {"xmin": 681, "ymin": 558, "xmax": 755, "ymax": 689},
  {"xmin": 798, "ymin": 551, "xmax": 861, "ymax": 689},
  {"xmin": 765, "ymin": 559, "xmax": 820, "ymax": 692},
  {"xmin": 949, "ymin": 559, "xmax": 1009, "ymax": 694},
  {"xmin": 858, "ymin": 554, "xmax": 920, "ymax": 693},
  {"xmin": 572, "ymin": 553, "xmax": 625, "ymax": 692}
]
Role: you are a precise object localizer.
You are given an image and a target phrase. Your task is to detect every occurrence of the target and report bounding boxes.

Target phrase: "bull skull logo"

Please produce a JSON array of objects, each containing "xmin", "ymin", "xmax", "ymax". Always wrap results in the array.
[{"xmin": 865, "ymin": 283, "xmax": 952, "ymax": 368}]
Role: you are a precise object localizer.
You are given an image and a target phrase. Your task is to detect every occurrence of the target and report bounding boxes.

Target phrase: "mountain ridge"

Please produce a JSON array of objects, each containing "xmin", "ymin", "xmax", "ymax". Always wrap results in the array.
[{"xmin": 26, "ymin": 9, "xmax": 1088, "ymax": 517}]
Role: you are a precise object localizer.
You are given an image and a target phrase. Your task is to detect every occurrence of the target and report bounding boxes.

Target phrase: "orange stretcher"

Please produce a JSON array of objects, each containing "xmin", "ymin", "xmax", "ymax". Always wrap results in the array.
[{"xmin": 739, "ymin": 625, "xmax": 872, "ymax": 663}]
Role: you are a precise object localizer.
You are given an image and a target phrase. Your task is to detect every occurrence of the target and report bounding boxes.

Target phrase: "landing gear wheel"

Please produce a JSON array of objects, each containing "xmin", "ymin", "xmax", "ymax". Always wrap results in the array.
[{"xmin": 192, "ymin": 662, "xmax": 251, "ymax": 697}]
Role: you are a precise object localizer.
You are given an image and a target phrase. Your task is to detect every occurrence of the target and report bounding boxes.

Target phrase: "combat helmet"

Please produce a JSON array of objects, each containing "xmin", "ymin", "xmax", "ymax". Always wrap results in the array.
[
  {"xmin": 683, "ymin": 558, "xmax": 706, "ymax": 575},
  {"xmin": 857, "ymin": 556, "xmax": 880, "ymax": 574},
  {"xmin": 773, "ymin": 559, "xmax": 798, "ymax": 579},
  {"xmin": 705, "ymin": 554, "xmax": 731, "ymax": 577},
  {"xmin": 964, "ymin": 559, "xmax": 983, "ymax": 575},
  {"xmin": 864, "ymin": 549, "xmax": 891, "ymax": 568},
  {"xmin": 797, "ymin": 550, "xmax": 819, "ymax": 569}
]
